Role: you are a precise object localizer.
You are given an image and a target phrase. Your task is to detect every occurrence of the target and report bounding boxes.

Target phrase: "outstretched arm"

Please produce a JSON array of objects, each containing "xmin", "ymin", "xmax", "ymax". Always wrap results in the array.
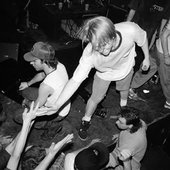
[
  {"xmin": 35, "ymin": 134, "xmax": 73, "ymax": 170},
  {"xmin": 6, "ymin": 102, "xmax": 39, "ymax": 170}
]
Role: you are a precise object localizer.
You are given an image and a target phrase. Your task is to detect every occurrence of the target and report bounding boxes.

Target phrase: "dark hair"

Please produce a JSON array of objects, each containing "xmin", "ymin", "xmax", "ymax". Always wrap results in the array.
[
  {"xmin": 41, "ymin": 43, "xmax": 58, "ymax": 69},
  {"xmin": 21, "ymin": 145, "xmax": 46, "ymax": 170},
  {"xmin": 74, "ymin": 142, "xmax": 109, "ymax": 170},
  {"xmin": 120, "ymin": 106, "xmax": 142, "ymax": 133}
]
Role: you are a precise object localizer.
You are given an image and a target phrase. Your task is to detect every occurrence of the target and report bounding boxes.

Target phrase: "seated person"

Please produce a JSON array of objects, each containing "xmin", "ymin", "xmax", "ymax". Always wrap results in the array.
[
  {"xmin": 14, "ymin": 41, "xmax": 71, "ymax": 130},
  {"xmin": 1, "ymin": 102, "xmax": 73, "ymax": 170},
  {"xmin": 108, "ymin": 106, "xmax": 147, "ymax": 170}
]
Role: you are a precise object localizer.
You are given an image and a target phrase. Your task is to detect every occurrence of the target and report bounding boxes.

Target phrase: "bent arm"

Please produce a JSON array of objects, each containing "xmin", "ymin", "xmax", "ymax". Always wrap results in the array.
[
  {"xmin": 27, "ymin": 72, "xmax": 45, "ymax": 87},
  {"xmin": 35, "ymin": 83, "xmax": 53, "ymax": 107}
]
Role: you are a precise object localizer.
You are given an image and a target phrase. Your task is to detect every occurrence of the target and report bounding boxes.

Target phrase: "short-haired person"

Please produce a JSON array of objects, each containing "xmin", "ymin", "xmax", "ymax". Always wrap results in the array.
[
  {"xmin": 107, "ymin": 106, "xmax": 147, "ymax": 170},
  {"xmin": 37, "ymin": 16, "xmax": 150, "ymax": 140},
  {"xmin": 15, "ymin": 42, "xmax": 70, "ymax": 130}
]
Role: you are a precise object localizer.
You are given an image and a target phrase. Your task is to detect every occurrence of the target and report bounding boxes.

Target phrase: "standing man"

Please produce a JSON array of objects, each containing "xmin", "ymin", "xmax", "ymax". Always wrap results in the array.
[
  {"xmin": 15, "ymin": 42, "xmax": 70, "ymax": 130},
  {"xmin": 37, "ymin": 16, "xmax": 150, "ymax": 140},
  {"xmin": 107, "ymin": 106, "xmax": 147, "ymax": 170},
  {"xmin": 126, "ymin": 0, "xmax": 170, "ymax": 99}
]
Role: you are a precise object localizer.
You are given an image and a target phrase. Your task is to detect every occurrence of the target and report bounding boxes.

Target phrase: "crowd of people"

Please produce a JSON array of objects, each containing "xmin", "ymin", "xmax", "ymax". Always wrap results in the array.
[{"xmin": 0, "ymin": 0, "xmax": 170, "ymax": 169}]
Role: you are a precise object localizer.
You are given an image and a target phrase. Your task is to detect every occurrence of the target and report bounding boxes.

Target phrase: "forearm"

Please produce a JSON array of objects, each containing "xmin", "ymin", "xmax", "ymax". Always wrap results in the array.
[
  {"xmin": 57, "ymin": 78, "xmax": 81, "ymax": 108},
  {"xmin": 141, "ymin": 38, "xmax": 150, "ymax": 60},
  {"xmin": 126, "ymin": 9, "xmax": 135, "ymax": 21},
  {"xmin": 34, "ymin": 154, "xmax": 55, "ymax": 170},
  {"xmin": 7, "ymin": 121, "xmax": 32, "ymax": 170},
  {"xmin": 28, "ymin": 72, "xmax": 45, "ymax": 86}
]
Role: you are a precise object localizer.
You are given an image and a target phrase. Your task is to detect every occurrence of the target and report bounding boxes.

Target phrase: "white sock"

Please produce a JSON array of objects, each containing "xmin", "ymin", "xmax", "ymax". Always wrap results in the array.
[
  {"xmin": 82, "ymin": 115, "xmax": 91, "ymax": 122},
  {"xmin": 120, "ymin": 99, "xmax": 127, "ymax": 107}
]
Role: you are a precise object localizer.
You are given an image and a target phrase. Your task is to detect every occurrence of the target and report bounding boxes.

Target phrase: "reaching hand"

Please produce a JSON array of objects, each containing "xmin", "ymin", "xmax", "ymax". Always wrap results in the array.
[
  {"xmin": 22, "ymin": 101, "xmax": 39, "ymax": 123},
  {"xmin": 36, "ymin": 105, "xmax": 59, "ymax": 117},
  {"xmin": 47, "ymin": 134, "xmax": 74, "ymax": 156},
  {"xmin": 19, "ymin": 82, "xmax": 29, "ymax": 91},
  {"xmin": 141, "ymin": 58, "xmax": 150, "ymax": 71}
]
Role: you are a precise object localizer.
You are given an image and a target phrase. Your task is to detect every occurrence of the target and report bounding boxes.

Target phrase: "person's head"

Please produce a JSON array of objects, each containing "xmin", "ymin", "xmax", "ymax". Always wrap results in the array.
[
  {"xmin": 80, "ymin": 16, "xmax": 117, "ymax": 56},
  {"xmin": 116, "ymin": 106, "xmax": 142, "ymax": 133},
  {"xmin": 74, "ymin": 142, "xmax": 109, "ymax": 170},
  {"xmin": 21, "ymin": 145, "xmax": 46, "ymax": 170},
  {"xmin": 24, "ymin": 42, "xmax": 58, "ymax": 71}
]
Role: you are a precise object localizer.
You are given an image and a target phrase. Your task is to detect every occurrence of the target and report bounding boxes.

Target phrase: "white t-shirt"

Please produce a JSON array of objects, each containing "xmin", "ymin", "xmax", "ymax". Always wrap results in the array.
[
  {"xmin": 43, "ymin": 62, "xmax": 71, "ymax": 117},
  {"xmin": 73, "ymin": 22, "xmax": 147, "ymax": 82},
  {"xmin": 156, "ymin": 20, "xmax": 170, "ymax": 54}
]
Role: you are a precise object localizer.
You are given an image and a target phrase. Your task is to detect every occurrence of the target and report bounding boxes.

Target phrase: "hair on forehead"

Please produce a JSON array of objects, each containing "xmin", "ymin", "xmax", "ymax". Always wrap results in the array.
[{"xmin": 80, "ymin": 16, "xmax": 116, "ymax": 48}]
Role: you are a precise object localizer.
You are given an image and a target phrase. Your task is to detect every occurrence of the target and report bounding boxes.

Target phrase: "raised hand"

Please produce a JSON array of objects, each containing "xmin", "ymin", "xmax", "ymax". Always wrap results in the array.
[
  {"xmin": 36, "ymin": 105, "xmax": 58, "ymax": 117},
  {"xmin": 22, "ymin": 101, "xmax": 39, "ymax": 123},
  {"xmin": 47, "ymin": 134, "xmax": 74, "ymax": 156}
]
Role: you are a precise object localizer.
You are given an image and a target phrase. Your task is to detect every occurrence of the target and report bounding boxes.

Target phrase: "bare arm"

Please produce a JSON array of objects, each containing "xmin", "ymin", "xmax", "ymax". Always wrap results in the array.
[
  {"xmin": 27, "ymin": 72, "xmax": 46, "ymax": 87},
  {"xmin": 126, "ymin": 9, "xmax": 136, "ymax": 21},
  {"xmin": 7, "ymin": 102, "xmax": 38, "ymax": 170},
  {"xmin": 35, "ymin": 134, "xmax": 73, "ymax": 170},
  {"xmin": 56, "ymin": 78, "xmax": 82, "ymax": 109},
  {"xmin": 34, "ymin": 83, "xmax": 53, "ymax": 107},
  {"xmin": 19, "ymin": 72, "xmax": 45, "ymax": 91},
  {"xmin": 141, "ymin": 38, "xmax": 150, "ymax": 71}
]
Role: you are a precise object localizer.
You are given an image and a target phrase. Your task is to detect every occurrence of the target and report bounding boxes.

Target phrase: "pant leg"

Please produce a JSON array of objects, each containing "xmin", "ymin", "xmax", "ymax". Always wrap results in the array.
[
  {"xmin": 21, "ymin": 87, "xmax": 38, "ymax": 101},
  {"xmin": 131, "ymin": 53, "xmax": 158, "ymax": 89},
  {"xmin": 156, "ymin": 50, "xmax": 170, "ymax": 103}
]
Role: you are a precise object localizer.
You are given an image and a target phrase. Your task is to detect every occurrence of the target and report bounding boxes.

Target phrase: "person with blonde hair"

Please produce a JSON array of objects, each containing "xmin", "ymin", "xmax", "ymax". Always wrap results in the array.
[{"xmin": 37, "ymin": 16, "xmax": 150, "ymax": 141}]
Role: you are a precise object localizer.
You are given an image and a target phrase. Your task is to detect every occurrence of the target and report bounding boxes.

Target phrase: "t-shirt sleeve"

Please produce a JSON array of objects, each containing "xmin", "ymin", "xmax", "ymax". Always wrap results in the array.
[
  {"xmin": 72, "ymin": 45, "xmax": 94, "ymax": 83},
  {"xmin": 132, "ymin": 23, "xmax": 147, "ymax": 47}
]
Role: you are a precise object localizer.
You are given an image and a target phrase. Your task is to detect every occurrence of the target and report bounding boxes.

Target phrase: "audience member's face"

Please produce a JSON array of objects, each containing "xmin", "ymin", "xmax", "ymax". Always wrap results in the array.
[
  {"xmin": 116, "ymin": 117, "xmax": 129, "ymax": 130},
  {"xmin": 94, "ymin": 38, "xmax": 115, "ymax": 56},
  {"xmin": 30, "ymin": 59, "xmax": 43, "ymax": 71}
]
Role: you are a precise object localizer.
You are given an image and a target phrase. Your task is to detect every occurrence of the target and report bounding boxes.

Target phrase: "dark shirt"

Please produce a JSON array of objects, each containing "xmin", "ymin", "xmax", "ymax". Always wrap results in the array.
[
  {"xmin": 0, "ymin": 149, "xmax": 10, "ymax": 170},
  {"xmin": 128, "ymin": 0, "xmax": 170, "ymax": 42}
]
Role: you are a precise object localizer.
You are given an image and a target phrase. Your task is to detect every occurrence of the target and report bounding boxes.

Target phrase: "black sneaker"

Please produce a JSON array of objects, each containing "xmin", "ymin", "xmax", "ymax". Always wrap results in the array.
[{"xmin": 78, "ymin": 120, "xmax": 91, "ymax": 141}]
